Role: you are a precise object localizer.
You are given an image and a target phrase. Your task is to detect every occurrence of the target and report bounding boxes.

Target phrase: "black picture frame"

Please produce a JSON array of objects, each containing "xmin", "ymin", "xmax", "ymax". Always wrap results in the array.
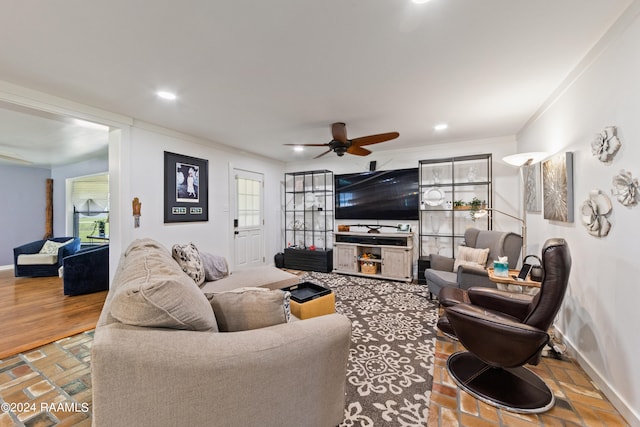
[{"xmin": 164, "ymin": 151, "xmax": 209, "ymax": 223}]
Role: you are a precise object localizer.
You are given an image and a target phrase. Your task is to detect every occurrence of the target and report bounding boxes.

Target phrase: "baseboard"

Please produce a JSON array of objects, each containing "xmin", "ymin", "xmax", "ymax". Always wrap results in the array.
[
  {"xmin": 555, "ymin": 326, "xmax": 639, "ymax": 426},
  {"xmin": 0, "ymin": 264, "xmax": 13, "ymax": 271}
]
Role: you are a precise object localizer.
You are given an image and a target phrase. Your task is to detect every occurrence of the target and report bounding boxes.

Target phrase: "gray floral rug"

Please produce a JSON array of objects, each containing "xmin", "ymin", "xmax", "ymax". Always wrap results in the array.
[{"xmin": 301, "ymin": 272, "xmax": 438, "ymax": 427}]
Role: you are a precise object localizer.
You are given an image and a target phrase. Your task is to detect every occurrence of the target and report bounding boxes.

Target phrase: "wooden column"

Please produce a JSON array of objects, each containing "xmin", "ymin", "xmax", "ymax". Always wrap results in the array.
[{"xmin": 43, "ymin": 178, "xmax": 54, "ymax": 239}]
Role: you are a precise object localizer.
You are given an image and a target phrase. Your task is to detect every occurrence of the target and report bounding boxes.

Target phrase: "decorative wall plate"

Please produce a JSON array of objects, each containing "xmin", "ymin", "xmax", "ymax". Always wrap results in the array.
[
  {"xmin": 580, "ymin": 189, "xmax": 612, "ymax": 238},
  {"xmin": 423, "ymin": 187, "xmax": 445, "ymax": 206},
  {"xmin": 591, "ymin": 126, "xmax": 621, "ymax": 163},
  {"xmin": 612, "ymin": 169, "xmax": 639, "ymax": 207}
]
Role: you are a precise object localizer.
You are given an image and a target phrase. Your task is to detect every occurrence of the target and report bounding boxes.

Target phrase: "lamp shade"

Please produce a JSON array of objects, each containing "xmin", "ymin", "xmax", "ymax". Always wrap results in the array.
[
  {"xmin": 502, "ymin": 152, "xmax": 548, "ymax": 166},
  {"xmin": 76, "ymin": 198, "xmax": 104, "ymax": 213}
]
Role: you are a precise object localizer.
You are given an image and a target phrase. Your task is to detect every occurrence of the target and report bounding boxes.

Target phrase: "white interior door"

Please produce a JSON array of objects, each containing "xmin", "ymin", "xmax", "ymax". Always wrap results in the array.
[{"xmin": 233, "ymin": 169, "xmax": 264, "ymax": 270}]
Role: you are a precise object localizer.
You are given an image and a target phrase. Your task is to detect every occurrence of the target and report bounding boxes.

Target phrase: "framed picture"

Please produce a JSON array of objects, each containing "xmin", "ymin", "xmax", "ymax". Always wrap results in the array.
[
  {"xmin": 164, "ymin": 151, "xmax": 209, "ymax": 223},
  {"xmin": 542, "ymin": 152, "xmax": 574, "ymax": 222},
  {"xmin": 523, "ymin": 162, "xmax": 542, "ymax": 213}
]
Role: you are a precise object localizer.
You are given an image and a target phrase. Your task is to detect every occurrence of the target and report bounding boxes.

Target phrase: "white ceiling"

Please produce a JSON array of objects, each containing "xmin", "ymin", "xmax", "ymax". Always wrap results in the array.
[
  {"xmin": 0, "ymin": 0, "xmax": 633, "ymax": 165},
  {"xmin": 0, "ymin": 101, "xmax": 109, "ymax": 167}
]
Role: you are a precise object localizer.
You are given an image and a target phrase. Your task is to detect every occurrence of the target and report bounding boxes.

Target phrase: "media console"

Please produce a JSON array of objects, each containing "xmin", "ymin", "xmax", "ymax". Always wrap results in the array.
[{"xmin": 333, "ymin": 231, "xmax": 413, "ymax": 282}]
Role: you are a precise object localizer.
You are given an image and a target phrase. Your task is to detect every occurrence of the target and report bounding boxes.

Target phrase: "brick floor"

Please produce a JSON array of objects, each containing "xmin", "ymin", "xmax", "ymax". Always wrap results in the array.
[
  {"xmin": 0, "ymin": 332, "xmax": 93, "ymax": 427},
  {"xmin": 429, "ymin": 332, "xmax": 629, "ymax": 426}
]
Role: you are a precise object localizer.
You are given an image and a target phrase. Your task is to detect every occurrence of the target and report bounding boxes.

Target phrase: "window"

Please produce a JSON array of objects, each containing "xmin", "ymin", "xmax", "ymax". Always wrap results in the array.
[
  {"xmin": 70, "ymin": 173, "xmax": 109, "ymax": 244},
  {"xmin": 236, "ymin": 177, "xmax": 261, "ymax": 228}
]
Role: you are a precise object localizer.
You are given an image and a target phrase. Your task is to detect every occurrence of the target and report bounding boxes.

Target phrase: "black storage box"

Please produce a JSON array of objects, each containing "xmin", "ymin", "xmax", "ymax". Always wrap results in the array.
[
  {"xmin": 283, "ymin": 248, "xmax": 333, "ymax": 273},
  {"xmin": 281, "ymin": 281, "xmax": 331, "ymax": 303}
]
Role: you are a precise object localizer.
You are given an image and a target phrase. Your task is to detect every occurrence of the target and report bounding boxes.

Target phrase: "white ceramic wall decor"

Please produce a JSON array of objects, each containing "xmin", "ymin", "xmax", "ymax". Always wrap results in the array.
[
  {"xmin": 612, "ymin": 169, "xmax": 639, "ymax": 207},
  {"xmin": 591, "ymin": 126, "xmax": 621, "ymax": 163},
  {"xmin": 580, "ymin": 189, "xmax": 612, "ymax": 238}
]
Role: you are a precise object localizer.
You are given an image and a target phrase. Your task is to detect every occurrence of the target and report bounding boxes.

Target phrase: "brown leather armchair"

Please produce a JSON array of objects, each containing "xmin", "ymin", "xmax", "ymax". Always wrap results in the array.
[{"xmin": 438, "ymin": 238, "xmax": 571, "ymax": 413}]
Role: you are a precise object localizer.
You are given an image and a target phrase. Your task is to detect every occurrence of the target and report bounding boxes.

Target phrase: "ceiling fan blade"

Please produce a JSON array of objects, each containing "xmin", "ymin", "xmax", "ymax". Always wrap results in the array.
[
  {"xmin": 331, "ymin": 122, "xmax": 348, "ymax": 143},
  {"xmin": 351, "ymin": 132, "xmax": 399, "ymax": 147},
  {"xmin": 314, "ymin": 149, "xmax": 333, "ymax": 159},
  {"xmin": 346, "ymin": 146, "xmax": 372, "ymax": 156},
  {"xmin": 284, "ymin": 143, "xmax": 329, "ymax": 147}
]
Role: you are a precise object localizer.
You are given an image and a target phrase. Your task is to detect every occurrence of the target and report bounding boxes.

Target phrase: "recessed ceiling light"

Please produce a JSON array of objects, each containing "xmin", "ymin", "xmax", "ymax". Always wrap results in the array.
[
  {"xmin": 434, "ymin": 123, "xmax": 448, "ymax": 131},
  {"xmin": 412, "ymin": 0, "xmax": 431, "ymax": 4},
  {"xmin": 293, "ymin": 146, "xmax": 304, "ymax": 152},
  {"xmin": 156, "ymin": 91, "xmax": 177, "ymax": 101}
]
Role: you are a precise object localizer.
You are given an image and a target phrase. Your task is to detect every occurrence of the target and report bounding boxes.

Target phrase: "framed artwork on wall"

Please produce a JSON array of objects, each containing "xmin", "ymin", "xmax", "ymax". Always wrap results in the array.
[
  {"xmin": 164, "ymin": 151, "xmax": 209, "ymax": 223},
  {"xmin": 542, "ymin": 152, "xmax": 574, "ymax": 222},
  {"xmin": 523, "ymin": 162, "xmax": 542, "ymax": 213}
]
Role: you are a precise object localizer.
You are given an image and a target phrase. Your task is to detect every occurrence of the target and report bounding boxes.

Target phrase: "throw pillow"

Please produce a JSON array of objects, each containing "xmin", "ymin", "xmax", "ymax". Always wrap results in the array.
[
  {"xmin": 111, "ymin": 238, "xmax": 218, "ymax": 332},
  {"xmin": 205, "ymin": 287, "xmax": 291, "ymax": 332},
  {"xmin": 200, "ymin": 251, "xmax": 229, "ymax": 282},
  {"xmin": 453, "ymin": 246, "xmax": 490, "ymax": 271},
  {"xmin": 39, "ymin": 239, "xmax": 73, "ymax": 255},
  {"xmin": 172, "ymin": 242, "xmax": 206, "ymax": 286}
]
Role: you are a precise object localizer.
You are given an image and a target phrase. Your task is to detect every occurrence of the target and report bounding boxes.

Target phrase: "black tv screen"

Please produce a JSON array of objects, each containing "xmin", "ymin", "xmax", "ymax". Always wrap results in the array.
[{"xmin": 335, "ymin": 168, "xmax": 419, "ymax": 220}]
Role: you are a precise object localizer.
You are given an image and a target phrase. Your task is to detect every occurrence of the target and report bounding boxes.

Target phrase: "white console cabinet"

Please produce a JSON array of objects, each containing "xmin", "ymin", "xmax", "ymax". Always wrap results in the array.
[{"xmin": 333, "ymin": 232, "xmax": 413, "ymax": 282}]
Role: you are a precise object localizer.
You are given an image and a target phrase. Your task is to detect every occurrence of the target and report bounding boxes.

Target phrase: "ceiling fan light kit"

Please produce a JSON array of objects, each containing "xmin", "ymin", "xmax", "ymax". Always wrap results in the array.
[{"xmin": 285, "ymin": 122, "xmax": 399, "ymax": 158}]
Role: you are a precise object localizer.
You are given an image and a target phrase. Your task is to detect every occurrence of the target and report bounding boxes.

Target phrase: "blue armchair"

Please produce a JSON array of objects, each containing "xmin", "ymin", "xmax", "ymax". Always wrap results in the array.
[
  {"xmin": 14, "ymin": 237, "xmax": 81, "ymax": 277},
  {"xmin": 63, "ymin": 244, "xmax": 110, "ymax": 295}
]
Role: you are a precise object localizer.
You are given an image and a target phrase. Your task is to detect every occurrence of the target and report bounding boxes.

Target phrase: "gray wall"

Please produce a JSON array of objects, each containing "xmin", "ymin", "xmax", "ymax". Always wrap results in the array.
[{"xmin": 0, "ymin": 164, "xmax": 51, "ymax": 265}]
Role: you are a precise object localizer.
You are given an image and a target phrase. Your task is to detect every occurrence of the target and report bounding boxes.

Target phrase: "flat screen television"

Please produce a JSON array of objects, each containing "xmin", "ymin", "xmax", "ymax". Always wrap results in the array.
[{"xmin": 335, "ymin": 168, "xmax": 419, "ymax": 220}]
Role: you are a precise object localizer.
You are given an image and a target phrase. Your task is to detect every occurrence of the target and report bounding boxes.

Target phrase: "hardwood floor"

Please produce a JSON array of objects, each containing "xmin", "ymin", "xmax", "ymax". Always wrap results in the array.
[{"xmin": 0, "ymin": 269, "xmax": 107, "ymax": 359}]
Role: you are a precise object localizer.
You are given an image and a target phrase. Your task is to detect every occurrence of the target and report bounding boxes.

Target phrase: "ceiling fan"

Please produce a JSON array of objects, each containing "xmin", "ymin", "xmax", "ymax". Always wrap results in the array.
[{"xmin": 286, "ymin": 122, "xmax": 399, "ymax": 158}]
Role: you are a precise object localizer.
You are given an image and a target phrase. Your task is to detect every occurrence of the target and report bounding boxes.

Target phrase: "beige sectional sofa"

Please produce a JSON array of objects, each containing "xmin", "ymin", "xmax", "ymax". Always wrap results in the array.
[
  {"xmin": 91, "ymin": 238, "xmax": 352, "ymax": 427},
  {"xmin": 200, "ymin": 264, "xmax": 301, "ymax": 293}
]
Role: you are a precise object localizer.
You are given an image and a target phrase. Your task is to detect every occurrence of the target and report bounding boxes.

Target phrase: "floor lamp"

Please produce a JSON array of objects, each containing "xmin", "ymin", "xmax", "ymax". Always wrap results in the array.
[{"xmin": 501, "ymin": 151, "xmax": 548, "ymax": 261}]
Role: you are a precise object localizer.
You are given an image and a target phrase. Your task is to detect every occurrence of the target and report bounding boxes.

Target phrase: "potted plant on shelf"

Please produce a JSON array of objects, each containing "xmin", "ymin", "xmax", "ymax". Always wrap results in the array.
[{"xmin": 468, "ymin": 197, "xmax": 486, "ymax": 220}]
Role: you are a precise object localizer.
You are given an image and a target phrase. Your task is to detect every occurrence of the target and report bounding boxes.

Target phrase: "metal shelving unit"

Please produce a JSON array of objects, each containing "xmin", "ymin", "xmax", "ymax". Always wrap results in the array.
[
  {"xmin": 283, "ymin": 170, "xmax": 334, "ymax": 272},
  {"xmin": 418, "ymin": 154, "xmax": 493, "ymax": 268}
]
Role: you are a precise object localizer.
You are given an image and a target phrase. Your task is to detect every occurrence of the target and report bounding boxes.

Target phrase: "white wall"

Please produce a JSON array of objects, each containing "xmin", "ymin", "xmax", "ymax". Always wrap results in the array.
[
  {"xmin": 286, "ymin": 136, "xmax": 521, "ymax": 275},
  {"xmin": 121, "ymin": 124, "xmax": 286, "ymax": 267},
  {"xmin": 287, "ymin": 135, "xmax": 520, "ymax": 225},
  {"xmin": 517, "ymin": 5, "xmax": 640, "ymax": 424}
]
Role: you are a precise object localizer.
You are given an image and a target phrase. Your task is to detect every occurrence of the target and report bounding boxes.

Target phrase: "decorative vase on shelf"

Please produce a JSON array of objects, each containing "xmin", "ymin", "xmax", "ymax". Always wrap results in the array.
[
  {"xmin": 432, "ymin": 167, "xmax": 442, "ymax": 184},
  {"xmin": 466, "ymin": 166, "xmax": 477, "ymax": 182},
  {"xmin": 430, "ymin": 215, "xmax": 441, "ymax": 234}
]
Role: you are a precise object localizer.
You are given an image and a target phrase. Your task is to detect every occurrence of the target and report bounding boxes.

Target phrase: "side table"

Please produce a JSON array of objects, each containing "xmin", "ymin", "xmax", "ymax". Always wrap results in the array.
[
  {"xmin": 487, "ymin": 267, "xmax": 540, "ymax": 294},
  {"xmin": 282, "ymin": 282, "xmax": 336, "ymax": 319}
]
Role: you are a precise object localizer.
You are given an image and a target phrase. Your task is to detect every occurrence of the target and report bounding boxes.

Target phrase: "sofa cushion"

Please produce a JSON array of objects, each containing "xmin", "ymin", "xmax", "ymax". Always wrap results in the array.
[
  {"xmin": 172, "ymin": 243, "xmax": 206, "ymax": 286},
  {"xmin": 111, "ymin": 238, "xmax": 217, "ymax": 332},
  {"xmin": 200, "ymin": 251, "xmax": 229, "ymax": 282},
  {"xmin": 17, "ymin": 253, "xmax": 58, "ymax": 265},
  {"xmin": 39, "ymin": 238, "xmax": 73, "ymax": 255},
  {"xmin": 206, "ymin": 287, "xmax": 291, "ymax": 332},
  {"xmin": 200, "ymin": 265, "xmax": 299, "ymax": 293},
  {"xmin": 454, "ymin": 246, "xmax": 490, "ymax": 271}
]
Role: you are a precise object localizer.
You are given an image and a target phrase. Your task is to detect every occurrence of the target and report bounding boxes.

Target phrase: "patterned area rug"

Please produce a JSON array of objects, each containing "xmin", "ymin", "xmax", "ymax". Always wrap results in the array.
[
  {"xmin": 301, "ymin": 272, "xmax": 438, "ymax": 427},
  {"xmin": 0, "ymin": 273, "xmax": 437, "ymax": 427}
]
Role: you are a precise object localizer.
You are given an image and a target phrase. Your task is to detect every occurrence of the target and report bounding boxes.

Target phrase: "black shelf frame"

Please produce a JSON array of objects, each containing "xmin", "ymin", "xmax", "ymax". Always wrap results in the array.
[{"xmin": 418, "ymin": 154, "xmax": 493, "ymax": 260}]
